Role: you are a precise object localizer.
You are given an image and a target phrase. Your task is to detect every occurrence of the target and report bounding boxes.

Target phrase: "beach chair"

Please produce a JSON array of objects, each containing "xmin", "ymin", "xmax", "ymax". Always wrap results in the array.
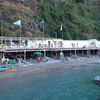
[
  {"xmin": 0, "ymin": 66, "xmax": 6, "ymax": 72},
  {"xmin": 41, "ymin": 58, "xmax": 48, "ymax": 62},
  {"xmin": 6, "ymin": 64, "xmax": 16, "ymax": 72}
]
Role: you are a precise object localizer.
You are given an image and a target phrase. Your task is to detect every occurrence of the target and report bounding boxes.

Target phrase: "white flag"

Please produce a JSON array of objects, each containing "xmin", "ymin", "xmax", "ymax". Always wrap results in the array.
[
  {"xmin": 14, "ymin": 20, "xmax": 21, "ymax": 26},
  {"xmin": 60, "ymin": 24, "xmax": 63, "ymax": 31}
]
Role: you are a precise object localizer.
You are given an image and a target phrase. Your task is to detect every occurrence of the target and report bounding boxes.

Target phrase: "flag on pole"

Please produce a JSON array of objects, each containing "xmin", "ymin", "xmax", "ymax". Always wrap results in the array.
[
  {"xmin": 38, "ymin": 19, "xmax": 45, "ymax": 26},
  {"xmin": 60, "ymin": 24, "xmax": 63, "ymax": 32},
  {"xmin": 14, "ymin": 20, "xmax": 21, "ymax": 26}
]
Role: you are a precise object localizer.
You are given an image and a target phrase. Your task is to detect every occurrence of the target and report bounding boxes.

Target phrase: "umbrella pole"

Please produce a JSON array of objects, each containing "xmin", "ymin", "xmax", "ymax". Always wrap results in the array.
[
  {"xmin": 44, "ymin": 50, "xmax": 46, "ymax": 57},
  {"xmin": 24, "ymin": 50, "xmax": 26, "ymax": 61}
]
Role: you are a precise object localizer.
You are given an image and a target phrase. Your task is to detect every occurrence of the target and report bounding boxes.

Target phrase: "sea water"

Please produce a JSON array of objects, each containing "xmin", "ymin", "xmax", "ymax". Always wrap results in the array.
[{"xmin": 0, "ymin": 64, "xmax": 100, "ymax": 100}]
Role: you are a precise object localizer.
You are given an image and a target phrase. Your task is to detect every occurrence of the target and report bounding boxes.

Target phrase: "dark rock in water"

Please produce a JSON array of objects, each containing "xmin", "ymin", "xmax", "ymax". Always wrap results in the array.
[{"xmin": 93, "ymin": 81, "xmax": 100, "ymax": 86}]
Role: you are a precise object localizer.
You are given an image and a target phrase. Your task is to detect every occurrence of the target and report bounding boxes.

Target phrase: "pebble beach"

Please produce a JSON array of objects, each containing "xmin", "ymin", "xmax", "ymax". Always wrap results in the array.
[{"xmin": 0, "ymin": 56, "xmax": 100, "ymax": 80}]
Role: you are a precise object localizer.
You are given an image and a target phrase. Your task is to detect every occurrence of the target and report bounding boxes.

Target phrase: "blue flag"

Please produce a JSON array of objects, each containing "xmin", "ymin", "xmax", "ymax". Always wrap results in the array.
[{"xmin": 38, "ymin": 19, "xmax": 45, "ymax": 26}]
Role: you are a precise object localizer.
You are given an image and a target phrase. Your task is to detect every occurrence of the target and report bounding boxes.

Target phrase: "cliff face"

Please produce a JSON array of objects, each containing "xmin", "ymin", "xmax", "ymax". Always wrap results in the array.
[{"xmin": 0, "ymin": 0, "xmax": 100, "ymax": 40}]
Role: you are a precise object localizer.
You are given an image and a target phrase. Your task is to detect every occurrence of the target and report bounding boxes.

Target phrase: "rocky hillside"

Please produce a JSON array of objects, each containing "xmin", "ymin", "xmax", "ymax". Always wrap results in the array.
[
  {"xmin": 0, "ymin": 0, "xmax": 39, "ymax": 37},
  {"xmin": 0, "ymin": 0, "xmax": 100, "ymax": 40}
]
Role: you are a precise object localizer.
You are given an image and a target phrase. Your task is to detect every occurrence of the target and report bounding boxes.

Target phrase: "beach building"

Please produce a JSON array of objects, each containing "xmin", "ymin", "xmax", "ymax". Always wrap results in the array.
[
  {"xmin": 0, "ymin": 37, "xmax": 100, "ymax": 49},
  {"xmin": 0, "ymin": 37, "xmax": 100, "ymax": 60}
]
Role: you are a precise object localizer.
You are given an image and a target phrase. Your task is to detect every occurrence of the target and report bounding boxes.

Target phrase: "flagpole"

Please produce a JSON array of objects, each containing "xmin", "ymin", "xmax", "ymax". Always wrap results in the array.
[
  {"xmin": 0, "ymin": 10, "xmax": 3, "ymax": 45},
  {"xmin": 42, "ymin": 19, "xmax": 46, "ymax": 56},
  {"xmin": 43, "ymin": 19, "xmax": 45, "ymax": 41},
  {"xmin": 43, "ymin": 22, "xmax": 44, "ymax": 40},
  {"xmin": 55, "ymin": 32, "xmax": 57, "ymax": 38},
  {"xmin": 20, "ymin": 23, "xmax": 22, "ymax": 48},
  {"xmin": 62, "ymin": 31, "xmax": 63, "ymax": 39}
]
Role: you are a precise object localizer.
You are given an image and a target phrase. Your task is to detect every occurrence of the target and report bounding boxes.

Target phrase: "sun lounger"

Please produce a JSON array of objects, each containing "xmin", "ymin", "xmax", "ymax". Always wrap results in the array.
[
  {"xmin": 0, "ymin": 66, "xmax": 6, "ymax": 72},
  {"xmin": 6, "ymin": 68, "xmax": 16, "ymax": 72},
  {"xmin": 41, "ymin": 58, "xmax": 48, "ymax": 62}
]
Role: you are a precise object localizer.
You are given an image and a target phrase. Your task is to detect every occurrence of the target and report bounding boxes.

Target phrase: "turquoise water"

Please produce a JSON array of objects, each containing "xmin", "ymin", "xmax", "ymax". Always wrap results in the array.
[{"xmin": 0, "ymin": 64, "xmax": 100, "ymax": 100}]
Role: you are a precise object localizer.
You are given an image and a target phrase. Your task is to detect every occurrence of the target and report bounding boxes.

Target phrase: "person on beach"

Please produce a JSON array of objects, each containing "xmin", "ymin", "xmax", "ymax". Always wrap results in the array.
[
  {"xmin": 60, "ymin": 51, "xmax": 65, "ymax": 62},
  {"xmin": 1, "ymin": 56, "xmax": 6, "ymax": 64}
]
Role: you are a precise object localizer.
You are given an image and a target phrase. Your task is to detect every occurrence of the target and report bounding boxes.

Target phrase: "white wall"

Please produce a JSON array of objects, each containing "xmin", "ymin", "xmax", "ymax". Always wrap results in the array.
[
  {"xmin": 96, "ymin": 41, "xmax": 100, "ymax": 48},
  {"xmin": 63, "ymin": 40, "xmax": 89, "ymax": 48},
  {"xmin": 21, "ymin": 39, "xmax": 100, "ymax": 49}
]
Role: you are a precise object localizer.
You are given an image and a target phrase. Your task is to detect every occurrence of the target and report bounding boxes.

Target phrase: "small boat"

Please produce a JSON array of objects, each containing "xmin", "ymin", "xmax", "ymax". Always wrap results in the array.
[{"xmin": 93, "ymin": 76, "xmax": 100, "ymax": 84}]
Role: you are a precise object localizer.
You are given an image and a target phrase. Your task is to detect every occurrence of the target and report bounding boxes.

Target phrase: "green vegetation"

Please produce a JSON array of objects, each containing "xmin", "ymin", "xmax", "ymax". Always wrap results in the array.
[
  {"xmin": 0, "ymin": 0, "xmax": 100, "ymax": 40},
  {"xmin": 38, "ymin": 0, "xmax": 100, "ymax": 40}
]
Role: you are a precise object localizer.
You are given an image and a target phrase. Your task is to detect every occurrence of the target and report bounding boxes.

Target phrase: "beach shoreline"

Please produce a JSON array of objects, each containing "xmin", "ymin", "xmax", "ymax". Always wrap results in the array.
[{"xmin": 0, "ymin": 56, "xmax": 100, "ymax": 81}]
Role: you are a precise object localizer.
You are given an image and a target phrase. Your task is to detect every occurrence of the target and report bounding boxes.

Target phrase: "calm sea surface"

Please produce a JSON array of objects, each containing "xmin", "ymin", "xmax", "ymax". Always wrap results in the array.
[{"xmin": 0, "ymin": 63, "xmax": 100, "ymax": 100}]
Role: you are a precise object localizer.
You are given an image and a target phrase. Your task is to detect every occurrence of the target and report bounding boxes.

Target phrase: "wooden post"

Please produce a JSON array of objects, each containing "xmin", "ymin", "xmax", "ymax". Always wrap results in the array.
[
  {"xmin": 82, "ymin": 49, "xmax": 84, "ymax": 56},
  {"xmin": 24, "ymin": 50, "xmax": 26, "ymax": 61},
  {"xmin": 97, "ymin": 48, "xmax": 100, "ymax": 56},
  {"xmin": 87, "ymin": 49, "xmax": 90, "ymax": 57},
  {"xmin": 44, "ymin": 50, "xmax": 46, "ymax": 57},
  {"xmin": 70, "ymin": 50, "xmax": 71, "ymax": 57},
  {"xmin": 56, "ymin": 50, "xmax": 57, "ymax": 58},
  {"xmin": 75, "ymin": 49, "xmax": 76, "ymax": 57}
]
